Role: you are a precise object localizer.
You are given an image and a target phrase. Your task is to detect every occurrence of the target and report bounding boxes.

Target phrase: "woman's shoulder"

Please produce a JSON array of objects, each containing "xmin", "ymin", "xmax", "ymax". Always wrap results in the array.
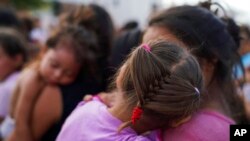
[{"xmin": 163, "ymin": 109, "xmax": 234, "ymax": 141}]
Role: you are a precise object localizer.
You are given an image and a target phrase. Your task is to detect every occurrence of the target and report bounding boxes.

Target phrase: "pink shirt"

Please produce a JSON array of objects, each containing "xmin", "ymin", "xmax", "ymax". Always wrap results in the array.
[
  {"xmin": 163, "ymin": 109, "xmax": 235, "ymax": 141},
  {"xmin": 56, "ymin": 99, "xmax": 157, "ymax": 141},
  {"xmin": 0, "ymin": 72, "xmax": 20, "ymax": 117}
]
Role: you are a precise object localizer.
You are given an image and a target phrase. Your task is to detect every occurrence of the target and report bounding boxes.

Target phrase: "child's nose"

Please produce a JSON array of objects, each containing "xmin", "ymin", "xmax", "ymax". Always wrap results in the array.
[{"xmin": 53, "ymin": 70, "xmax": 63, "ymax": 80}]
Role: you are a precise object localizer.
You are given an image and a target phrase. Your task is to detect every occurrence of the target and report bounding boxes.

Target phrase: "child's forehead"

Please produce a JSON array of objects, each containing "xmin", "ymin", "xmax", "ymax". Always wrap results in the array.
[
  {"xmin": 48, "ymin": 47, "xmax": 74, "ymax": 57},
  {"xmin": 46, "ymin": 48, "xmax": 80, "ymax": 68},
  {"xmin": 52, "ymin": 41, "xmax": 76, "ymax": 54}
]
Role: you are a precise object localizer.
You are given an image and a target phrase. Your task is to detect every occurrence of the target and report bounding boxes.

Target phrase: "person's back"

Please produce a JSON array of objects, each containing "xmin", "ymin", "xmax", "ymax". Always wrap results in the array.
[
  {"xmin": 57, "ymin": 98, "xmax": 157, "ymax": 141},
  {"xmin": 164, "ymin": 109, "xmax": 235, "ymax": 141}
]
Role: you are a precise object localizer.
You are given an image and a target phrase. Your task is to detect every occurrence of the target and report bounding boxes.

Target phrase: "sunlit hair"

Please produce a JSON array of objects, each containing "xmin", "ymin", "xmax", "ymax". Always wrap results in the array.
[{"xmin": 117, "ymin": 40, "xmax": 203, "ymax": 130}]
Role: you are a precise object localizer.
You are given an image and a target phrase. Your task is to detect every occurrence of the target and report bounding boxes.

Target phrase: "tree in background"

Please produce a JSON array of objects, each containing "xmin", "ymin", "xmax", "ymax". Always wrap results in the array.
[{"xmin": 0, "ymin": 0, "xmax": 47, "ymax": 10}]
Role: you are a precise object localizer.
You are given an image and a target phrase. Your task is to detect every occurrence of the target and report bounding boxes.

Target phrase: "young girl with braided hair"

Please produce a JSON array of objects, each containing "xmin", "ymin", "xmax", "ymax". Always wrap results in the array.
[{"xmin": 56, "ymin": 40, "xmax": 203, "ymax": 141}]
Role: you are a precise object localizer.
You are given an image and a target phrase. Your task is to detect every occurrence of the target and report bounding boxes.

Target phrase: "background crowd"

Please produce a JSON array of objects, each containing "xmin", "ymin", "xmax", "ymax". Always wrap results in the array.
[{"xmin": 0, "ymin": 0, "xmax": 250, "ymax": 141}]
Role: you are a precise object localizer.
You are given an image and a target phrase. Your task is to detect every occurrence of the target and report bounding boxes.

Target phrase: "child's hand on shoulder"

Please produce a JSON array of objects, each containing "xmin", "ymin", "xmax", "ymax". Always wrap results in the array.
[{"xmin": 83, "ymin": 91, "xmax": 116, "ymax": 107}]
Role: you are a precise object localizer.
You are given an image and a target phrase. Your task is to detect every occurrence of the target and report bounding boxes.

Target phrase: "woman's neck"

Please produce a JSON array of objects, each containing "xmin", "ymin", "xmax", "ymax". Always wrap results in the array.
[{"xmin": 202, "ymin": 80, "xmax": 232, "ymax": 118}]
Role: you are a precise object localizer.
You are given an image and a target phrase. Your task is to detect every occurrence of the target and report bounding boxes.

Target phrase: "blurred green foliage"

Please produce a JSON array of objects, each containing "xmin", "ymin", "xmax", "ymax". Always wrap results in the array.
[{"xmin": 10, "ymin": 0, "xmax": 48, "ymax": 10}]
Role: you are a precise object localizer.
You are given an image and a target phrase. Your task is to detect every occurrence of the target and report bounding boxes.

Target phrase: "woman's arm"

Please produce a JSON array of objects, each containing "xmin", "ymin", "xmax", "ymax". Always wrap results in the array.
[{"xmin": 31, "ymin": 85, "xmax": 62, "ymax": 140}]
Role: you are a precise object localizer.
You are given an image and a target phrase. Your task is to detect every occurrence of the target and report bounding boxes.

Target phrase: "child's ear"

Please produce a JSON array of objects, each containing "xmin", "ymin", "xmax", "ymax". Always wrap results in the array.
[
  {"xmin": 198, "ymin": 58, "xmax": 217, "ymax": 87},
  {"xmin": 171, "ymin": 116, "xmax": 191, "ymax": 127}
]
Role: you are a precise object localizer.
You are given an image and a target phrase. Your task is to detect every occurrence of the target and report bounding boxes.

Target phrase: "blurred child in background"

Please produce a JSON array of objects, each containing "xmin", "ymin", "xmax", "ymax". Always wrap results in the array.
[{"xmin": 0, "ymin": 28, "xmax": 28, "ymax": 140}]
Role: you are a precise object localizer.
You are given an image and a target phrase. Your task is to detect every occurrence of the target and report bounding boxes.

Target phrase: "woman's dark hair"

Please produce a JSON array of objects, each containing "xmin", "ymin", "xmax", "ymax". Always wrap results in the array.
[
  {"xmin": 0, "ymin": 6, "xmax": 21, "ymax": 29},
  {"xmin": 59, "ymin": 4, "xmax": 114, "ymax": 90},
  {"xmin": 110, "ymin": 28, "xmax": 142, "ymax": 74},
  {"xmin": 60, "ymin": 4, "xmax": 114, "ymax": 60},
  {"xmin": 46, "ymin": 25, "xmax": 99, "ymax": 81},
  {"xmin": 149, "ymin": 5, "xmax": 247, "ymax": 123},
  {"xmin": 0, "ymin": 28, "xmax": 28, "ymax": 70},
  {"xmin": 118, "ymin": 40, "xmax": 203, "ymax": 130},
  {"xmin": 121, "ymin": 20, "xmax": 139, "ymax": 31}
]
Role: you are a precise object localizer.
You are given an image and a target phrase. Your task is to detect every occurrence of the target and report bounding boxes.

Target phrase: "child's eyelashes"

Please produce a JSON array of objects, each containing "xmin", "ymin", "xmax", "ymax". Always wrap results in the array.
[
  {"xmin": 51, "ymin": 63, "xmax": 59, "ymax": 69},
  {"xmin": 49, "ymin": 58, "xmax": 75, "ymax": 78},
  {"xmin": 64, "ymin": 71, "xmax": 74, "ymax": 77}
]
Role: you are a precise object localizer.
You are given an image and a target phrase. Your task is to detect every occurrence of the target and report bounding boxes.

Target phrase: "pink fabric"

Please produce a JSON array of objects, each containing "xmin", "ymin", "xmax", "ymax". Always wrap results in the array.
[
  {"xmin": 0, "ymin": 72, "xmax": 20, "ymax": 117},
  {"xmin": 56, "ymin": 98, "xmax": 158, "ymax": 141},
  {"xmin": 163, "ymin": 109, "xmax": 235, "ymax": 141}
]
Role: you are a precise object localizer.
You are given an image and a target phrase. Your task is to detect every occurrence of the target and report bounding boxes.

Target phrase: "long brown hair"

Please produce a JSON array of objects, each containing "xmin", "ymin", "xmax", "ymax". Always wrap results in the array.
[
  {"xmin": 149, "ymin": 5, "xmax": 248, "ymax": 123},
  {"xmin": 118, "ymin": 40, "xmax": 203, "ymax": 130}
]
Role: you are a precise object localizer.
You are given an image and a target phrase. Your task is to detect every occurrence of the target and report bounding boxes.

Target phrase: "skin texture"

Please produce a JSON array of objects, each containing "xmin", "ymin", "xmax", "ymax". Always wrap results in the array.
[
  {"xmin": 39, "ymin": 48, "xmax": 80, "ymax": 85},
  {"xmin": 31, "ymin": 85, "xmax": 62, "ymax": 140},
  {"xmin": 7, "ymin": 47, "xmax": 81, "ymax": 141}
]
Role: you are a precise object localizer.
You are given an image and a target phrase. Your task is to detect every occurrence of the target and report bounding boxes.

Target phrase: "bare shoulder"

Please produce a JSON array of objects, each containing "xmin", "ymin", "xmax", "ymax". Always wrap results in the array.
[
  {"xmin": 31, "ymin": 85, "xmax": 63, "ymax": 139},
  {"xmin": 19, "ymin": 68, "xmax": 42, "ymax": 84},
  {"xmin": 34, "ymin": 85, "xmax": 62, "ymax": 122},
  {"xmin": 10, "ymin": 68, "xmax": 45, "ymax": 118},
  {"xmin": 9, "ymin": 68, "xmax": 42, "ymax": 116}
]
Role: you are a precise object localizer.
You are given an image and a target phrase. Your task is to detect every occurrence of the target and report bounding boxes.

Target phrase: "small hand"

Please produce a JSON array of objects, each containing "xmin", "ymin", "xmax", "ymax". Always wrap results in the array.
[{"xmin": 83, "ymin": 91, "xmax": 116, "ymax": 107}]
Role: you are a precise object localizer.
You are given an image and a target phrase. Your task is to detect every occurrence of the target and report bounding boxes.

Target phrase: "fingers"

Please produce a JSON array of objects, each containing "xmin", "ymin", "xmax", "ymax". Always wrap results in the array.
[{"xmin": 83, "ymin": 95, "xmax": 93, "ymax": 101}]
